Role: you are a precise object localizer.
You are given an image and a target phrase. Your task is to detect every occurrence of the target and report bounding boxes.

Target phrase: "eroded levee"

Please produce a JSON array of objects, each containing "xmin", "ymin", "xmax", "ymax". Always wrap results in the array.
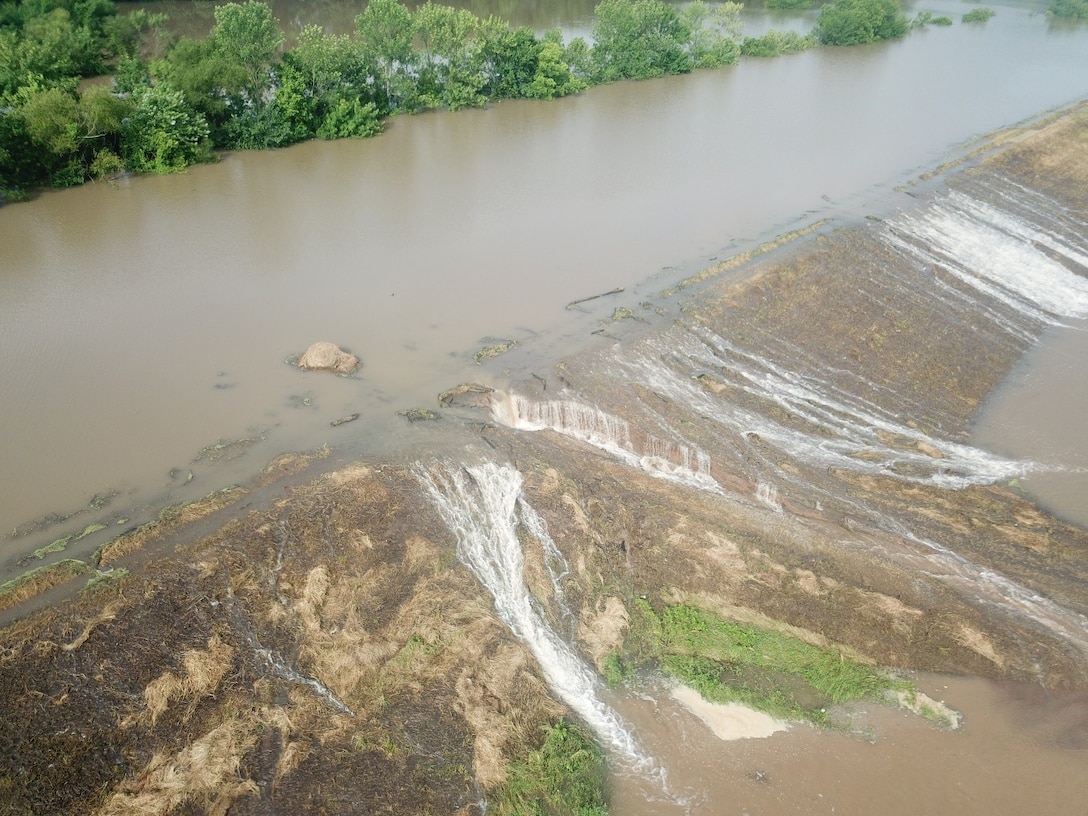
[{"xmin": 2, "ymin": 106, "xmax": 1088, "ymax": 814}]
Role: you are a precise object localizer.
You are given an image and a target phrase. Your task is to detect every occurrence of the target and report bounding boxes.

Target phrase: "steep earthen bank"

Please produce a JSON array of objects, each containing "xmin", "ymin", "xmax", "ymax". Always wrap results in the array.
[{"xmin": 2, "ymin": 104, "xmax": 1087, "ymax": 814}]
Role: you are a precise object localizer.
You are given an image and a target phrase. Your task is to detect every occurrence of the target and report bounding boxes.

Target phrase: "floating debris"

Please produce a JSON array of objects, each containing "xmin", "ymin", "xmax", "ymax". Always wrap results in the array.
[
  {"xmin": 195, "ymin": 436, "xmax": 261, "ymax": 463},
  {"xmin": 330, "ymin": 413, "xmax": 360, "ymax": 427},
  {"xmin": 397, "ymin": 408, "xmax": 441, "ymax": 423},
  {"xmin": 474, "ymin": 339, "xmax": 517, "ymax": 365},
  {"xmin": 438, "ymin": 382, "xmax": 494, "ymax": 408},
  {"xmin": 566, "ymin": 286, "xmax": 625, "ymax": 309}
]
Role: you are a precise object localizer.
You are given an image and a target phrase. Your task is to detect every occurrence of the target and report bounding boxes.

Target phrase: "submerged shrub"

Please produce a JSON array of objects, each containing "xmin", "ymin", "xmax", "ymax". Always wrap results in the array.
[
  {"xmin": 911, "ymin": 11, "xmax": 954, "ymax": 28},
  {"xmin": 961, "ymin": 6, "xmax": 996, "ymax": 22},
  {"xmin": 741, "ymin": 29, "xmax": 815, "ymax": 57},
  {"xmin": 1049, "ymin": 0, "xmax": 1088, "ymax": 17},
  {"xmin": 815, "ymin": 0, "xmax": 909, "ymax": 45}
]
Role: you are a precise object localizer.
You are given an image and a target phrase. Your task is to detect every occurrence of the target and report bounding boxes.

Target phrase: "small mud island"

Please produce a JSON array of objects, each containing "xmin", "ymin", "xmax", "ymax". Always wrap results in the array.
[{"xmin": 2, "ymin": 105, "xmax": 1087, "ymax": 815}]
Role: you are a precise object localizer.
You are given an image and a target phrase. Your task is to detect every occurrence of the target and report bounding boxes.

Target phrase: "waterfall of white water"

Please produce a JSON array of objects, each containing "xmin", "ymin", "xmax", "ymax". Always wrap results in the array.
[
  {"xmin": 416, "ymin": 461, "xmax": 656, "ymax": 774},
  {"xmin": 491, "ymin": 392, "xmax": 720, "ymax": 494},
  {"xmin": 884, "ymin": 191, "xmax": 1088, "ymax": 327}
]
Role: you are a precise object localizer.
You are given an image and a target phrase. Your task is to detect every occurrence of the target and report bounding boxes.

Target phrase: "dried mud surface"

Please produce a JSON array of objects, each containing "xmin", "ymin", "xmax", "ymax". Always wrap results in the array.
[{"xmin": 2, "ymin": 105, "xmax": 1087, "ymax": 814}]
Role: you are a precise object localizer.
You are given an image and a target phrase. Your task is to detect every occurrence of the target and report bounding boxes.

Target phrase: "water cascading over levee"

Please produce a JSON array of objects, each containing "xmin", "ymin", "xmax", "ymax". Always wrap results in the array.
[
  {"xmin": 416, "ymin": 461, "xmax": 656, "ymax": 774},
  {"xmin": 883, "ymin": 188, "xmax": 1088, "ymax": 336},
  {"xmin": 616, "ymin": 327, "xmax": 1032, "ymax": 491},
  {"xmin": 491, "ymin": 392, "xmax": 720, "ymax": 493}
]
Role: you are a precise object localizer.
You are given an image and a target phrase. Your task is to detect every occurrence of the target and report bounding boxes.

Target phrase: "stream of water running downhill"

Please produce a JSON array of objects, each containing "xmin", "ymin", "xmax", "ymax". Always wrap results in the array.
[{"xmin": 416, "ymin": 461, "xmax": 668, "ymax": 784}]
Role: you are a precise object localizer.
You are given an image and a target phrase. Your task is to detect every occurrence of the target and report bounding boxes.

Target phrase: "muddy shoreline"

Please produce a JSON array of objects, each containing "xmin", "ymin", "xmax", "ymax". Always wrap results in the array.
[{"xmin": 2, "ymin": 104, "xmax": 1087, "ymax": 814}]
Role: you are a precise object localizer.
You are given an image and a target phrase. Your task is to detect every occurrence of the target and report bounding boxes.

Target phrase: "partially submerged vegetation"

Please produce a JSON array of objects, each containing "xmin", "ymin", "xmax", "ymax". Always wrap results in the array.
[
  {"xmin": 616, "ymin": 601, "xmax": 906, "ymax": 725},
  {"xmin": 1050, "ymin": 0, "xmax": 1088, "ymax": 18},
  {"xmin": 961, "ymin": 6, "xmax": 996, "ymax": 22},
  {"xmin": 2, "ymin": 0, "xmax": 979, "ymax": 198}
]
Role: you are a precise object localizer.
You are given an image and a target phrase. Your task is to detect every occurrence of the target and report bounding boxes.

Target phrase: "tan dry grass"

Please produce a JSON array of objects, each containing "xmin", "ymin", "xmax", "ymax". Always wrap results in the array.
[
  {"xmin": 97, "ymin": 489, "xmax": 245, "ymax": 567},
  {"xmin": 0, "ymin": 559, "xmax": 92, "ymax": 611},
  {"xmin": 97, "ymin": 718, "xmax": 259, "ymax": 816},
  {"xmin": 578, "ymin": 596, "xmax": 630, "ymax": 667},
  {"xmin": 61, "ymin": 603, "xmax": 120, "ymax": 651},
  {"xmin": 142, "ymin": 634, "xmax": 234, "ymax": 727}
]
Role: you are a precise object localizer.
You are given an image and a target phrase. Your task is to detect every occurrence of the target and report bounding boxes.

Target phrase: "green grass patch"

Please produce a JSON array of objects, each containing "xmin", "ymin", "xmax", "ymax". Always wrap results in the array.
[
  {"xmin": 493, "ymin": 720, "xmax": 608, "ymax": 816},
  {"xmin": 74, "ymin": 523, "xmax": 107, "ymax": 541},
  {"xmin": 27, "ymin": 536, "xmax": 72, "ymax": 561},
  {"xmin": 601, "ymin": 653, "xmax": 632, "ymax": 688},
  {"xmin": 629, "ymin": 601, "xmax": 906, "ymax": 724},
  {"xmin": 82, "ymin": 567, "xmax": 130, "ymax": 594}
]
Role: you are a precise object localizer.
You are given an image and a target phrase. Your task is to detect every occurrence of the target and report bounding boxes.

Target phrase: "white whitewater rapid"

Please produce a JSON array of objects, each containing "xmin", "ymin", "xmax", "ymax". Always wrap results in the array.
[{"xmin": 417, "ymin": 461, "xmax": 658, "ymax": 776}]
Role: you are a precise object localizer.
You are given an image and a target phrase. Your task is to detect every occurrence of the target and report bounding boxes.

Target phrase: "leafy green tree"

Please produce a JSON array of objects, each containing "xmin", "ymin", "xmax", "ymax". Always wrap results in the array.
[
  {"xmin": 355, "ymin": 0, "xmax": 416, "ymax": 110},
  {"xmin": 154, "ymin": 35, "xmax": 246, "ymax": 142},
  {"xmin": 528, "ymin": 36, "xmax": 586, "ymax": 99},
  {"xmin": 591, "ymin": 0, "xmax": 693, "ymax": 82},
  {"xmin": 681, "ymin": 0, "xmax": 742, "ymax": 68},
  {"xmin": 121, "ymin": 82, "xmax": 210, "ymax": 173},
  {"xmin": 555, "ymin": 29, "xmax": 594, "ymax": 84},
  {"xmin": 814, "ymin": 0, "xmax": 909, "ymax": 45},
  {"xmin": 477, "ymin": 24, "xmax": 539, "ymax": 99},
  {"xmin": 316, "ymin": 97, "xmax": 382, "ymax": 139},
  {"xmin": 210, "ymin": 0, "xmax": 283, "ymax": 100},
  {"xmin": 2, "ymin": 78, "xmax": 130, "ymax": 187},
  {"xmin": 287, "ymin": 24, "xmax": 365, "ymax": 100},
  {"xmin": 961, "ymin": 7, "xmax": 995, "ymax": 22}
]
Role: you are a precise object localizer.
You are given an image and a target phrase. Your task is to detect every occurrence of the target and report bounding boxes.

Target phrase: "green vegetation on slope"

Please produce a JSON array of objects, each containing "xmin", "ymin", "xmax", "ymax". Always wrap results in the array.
[
  {"xmin": 493, "ymin": 720, "xmax": 609, "ymax": 816},
  {"xmin": 619, "ymin": 601, "xmax": 906, "ymax": 724}
]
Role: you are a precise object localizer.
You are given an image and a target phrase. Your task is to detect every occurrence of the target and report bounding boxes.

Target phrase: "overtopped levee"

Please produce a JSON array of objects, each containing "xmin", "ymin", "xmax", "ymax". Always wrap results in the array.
[{"xmin": 1, "ymin": 104, "xmax": 1087, "ymax": 814}]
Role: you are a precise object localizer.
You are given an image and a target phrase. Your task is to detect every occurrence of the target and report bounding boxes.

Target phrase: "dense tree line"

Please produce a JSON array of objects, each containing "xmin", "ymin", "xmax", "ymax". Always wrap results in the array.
[{"xmin": 1, "ymin": 0, "xmax": 932, "ymax": 197}]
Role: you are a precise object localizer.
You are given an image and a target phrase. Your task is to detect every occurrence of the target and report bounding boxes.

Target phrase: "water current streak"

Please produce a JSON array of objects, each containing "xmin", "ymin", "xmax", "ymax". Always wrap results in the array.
[{"xmin": 417, "ymin": 462, "xmax": 654, "ymax": 773}]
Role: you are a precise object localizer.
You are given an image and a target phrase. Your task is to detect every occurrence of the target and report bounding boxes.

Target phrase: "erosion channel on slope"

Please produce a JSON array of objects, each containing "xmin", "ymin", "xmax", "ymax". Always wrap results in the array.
[{"xmin": 2, "ymin": 106, "xmax": 1087, "ymax": 815}]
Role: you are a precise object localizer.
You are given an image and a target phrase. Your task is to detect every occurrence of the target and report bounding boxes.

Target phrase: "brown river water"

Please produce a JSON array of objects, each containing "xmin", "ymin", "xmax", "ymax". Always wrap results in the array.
[{"xmin": 2, "ymin": 0, "xmax": 1088, "ymax": 811}]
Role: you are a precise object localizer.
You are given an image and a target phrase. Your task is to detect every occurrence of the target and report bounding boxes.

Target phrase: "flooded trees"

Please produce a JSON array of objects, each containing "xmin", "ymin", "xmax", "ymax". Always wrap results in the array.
[{"xmin": 815, "ymin": 0, "xmax": 909, "ymax": 46}]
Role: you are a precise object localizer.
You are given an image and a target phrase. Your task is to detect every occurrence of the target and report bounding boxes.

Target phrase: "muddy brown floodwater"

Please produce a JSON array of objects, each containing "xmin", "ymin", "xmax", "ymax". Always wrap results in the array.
[{"xmin": 609, "ymin": 674, "xmax": 1088, "ymax": 815}]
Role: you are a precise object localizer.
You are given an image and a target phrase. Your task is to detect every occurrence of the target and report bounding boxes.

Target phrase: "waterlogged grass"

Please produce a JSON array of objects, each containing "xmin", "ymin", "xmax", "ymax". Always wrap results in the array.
[
  {"xmin": 628, "ymin": 601, "xmax": 906, "ymax": 724},
  {"xmin": 493, "ymin": 720, "xmax": 608, "ymax": 816},
  {"xmin": 0, "ymin": 560, "xmax": 92, "ymax": 611}
]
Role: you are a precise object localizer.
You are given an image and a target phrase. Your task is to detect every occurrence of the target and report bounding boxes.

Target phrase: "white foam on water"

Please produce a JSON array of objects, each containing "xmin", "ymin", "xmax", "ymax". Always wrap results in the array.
[{"xmin": 416, "ymin": 461, "xmax": 658, "ymax": 776}]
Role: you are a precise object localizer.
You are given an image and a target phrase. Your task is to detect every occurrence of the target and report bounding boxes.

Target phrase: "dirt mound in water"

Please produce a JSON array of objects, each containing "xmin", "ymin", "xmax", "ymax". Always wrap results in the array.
[
  {"xmin": 2, "ymin": 105, "xmax": 1087, "ymax": 814},
  {"xmin": 296, "ymin": 341, "xmax": 359, "ymax": 374}
]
